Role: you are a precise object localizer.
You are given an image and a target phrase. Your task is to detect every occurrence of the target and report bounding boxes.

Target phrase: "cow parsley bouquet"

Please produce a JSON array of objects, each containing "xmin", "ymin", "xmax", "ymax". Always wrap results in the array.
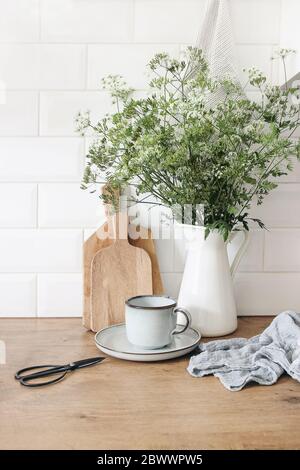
[{"xmin": 76, "ymin": 47, "xmax": 300, "ymax": 240}]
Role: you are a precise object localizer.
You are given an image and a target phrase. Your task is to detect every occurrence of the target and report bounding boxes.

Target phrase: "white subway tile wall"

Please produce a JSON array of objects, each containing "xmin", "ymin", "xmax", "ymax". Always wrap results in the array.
[
  {"xmin": 264, "ymin": 230, "xmax": 300, "ymax": 272},
  {"xmin": 39, "ymin": 91, "xmax": 112, "ymax": 136},
  {"xmin": 0, "ymin": 274, "xmax": 36, "ymax": 316},
  {"xmin": 37, "ymin": 274, "xmax": 82, "ymax": 317},
  {"xmin": 236, "ymin": 44, "xmax": 274, "ymax": 87},
  {"xmin": 0, "ymin": 229, "xmax": 82, "ymax": 273},
  {"xmin": 252, "ymin": 185, "xmax": 300, "ymax": 227},
  {"xmin": 0, "ymin": 44, "xmax": 86, "ymax": 90},
  {"xmin": 87, "ymin": 44, "xmax": 180, "ymax": 90},
  {"xmin": 134, "ymin": 0, "xmax": 205, "ymax": 43},
  {"xmin": 0, "ymin": 92, "xmax": 38, "ymax": 136},
  {"xmin": 40, "ymin": 0, "xmax": 134, "ymax": 43},
  {"xmin": 0, "ymin": 0, "xmax": 298, "ymax": 316},
  {"xmin": 0, "ymin": 0, "xmax": 40, "ymax": 43},
  {"xmin": 234, "ymin": 273, "xmax": 300, "ymax": 316},
  {"xmin": 230, "ymin": 0, "xmax": 281, "ymax": 44},
  {"xmin": 38, "ymin": 183, "xmax": 104, "ymax": 228},
  {"xmin": 0, "ymin": 137, "xmax": 85, "ymax": 181},
  {"xmin": 0, "ymin": 184, "xmax": 37, "ymax": 227}
]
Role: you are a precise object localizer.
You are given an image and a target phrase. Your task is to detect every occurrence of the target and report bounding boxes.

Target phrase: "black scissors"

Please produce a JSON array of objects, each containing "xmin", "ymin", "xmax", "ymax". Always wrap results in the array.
[{"xmin": 15, "ymin": 357, "xmax": 105, "ymax": 387}]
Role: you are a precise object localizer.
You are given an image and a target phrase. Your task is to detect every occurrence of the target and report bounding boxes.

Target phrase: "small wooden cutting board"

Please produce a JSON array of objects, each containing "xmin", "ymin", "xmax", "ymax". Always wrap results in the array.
[
  {"xmin": 83, "ymin": 223, "xmax": 111, "ymax": 329},
  {"xmin": 83, "ymin": 222, "xmax": 163, "ymax": 330},
  {"xmin": 129, "ymin": 224, "xmax": 164, "ymax": 296},
  {"xmin": 90, "ymin": 213, "xmax": 153, "ymax": 332}
]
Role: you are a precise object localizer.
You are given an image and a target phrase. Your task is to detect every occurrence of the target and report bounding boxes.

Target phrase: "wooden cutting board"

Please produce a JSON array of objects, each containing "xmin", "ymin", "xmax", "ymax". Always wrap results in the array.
[
  {"xmin": 83, "ymin": 222, "xmax": 164, "ymax": 330},
  {"xmin": 128, "ymin": 224, "xmax": 164, "ymax": 295},
  {"xmin": 83, "ymin": 222, "xmax": 111, "ymax": 329},
  {"xmin": 90, "ymin": 212, "xmax": 153, "ymax": 332}
]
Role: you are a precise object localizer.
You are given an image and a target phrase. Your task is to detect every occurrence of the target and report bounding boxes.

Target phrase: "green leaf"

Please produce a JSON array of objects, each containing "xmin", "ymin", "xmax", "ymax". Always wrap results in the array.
[
  {"xmin": 205, "ymin": 227, "xmax": 210, "ymax": 240},
  {"xmin": 244, "ymin": 176, "xmax": 256, "ymax": 185},
  {"xmin": 228, "ymin": 206, "xmax": 238, "ymax": 215},
  {"xmin": 77, "ymin": 46, "xmax": 300, "ymax": 240}
]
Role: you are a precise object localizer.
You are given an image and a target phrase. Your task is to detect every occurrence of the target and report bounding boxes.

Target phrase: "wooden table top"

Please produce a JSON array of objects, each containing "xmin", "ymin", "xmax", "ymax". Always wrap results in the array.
[{"xmin": 0, "ymin": 316, "xmax": 299, "ymax": 450}]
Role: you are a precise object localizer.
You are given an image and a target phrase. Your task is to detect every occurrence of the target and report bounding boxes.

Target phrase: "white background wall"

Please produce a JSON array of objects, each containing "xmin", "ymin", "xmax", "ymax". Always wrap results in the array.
[{"xmin": 0, "ymin": 0, "xmax": 299, "ymax": 317}]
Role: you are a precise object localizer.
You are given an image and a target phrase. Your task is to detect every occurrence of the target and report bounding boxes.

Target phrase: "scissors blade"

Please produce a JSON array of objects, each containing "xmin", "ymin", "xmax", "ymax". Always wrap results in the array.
[{"xmin": 70, "ymin": 356, "xmax": 105, "ymax": 370}]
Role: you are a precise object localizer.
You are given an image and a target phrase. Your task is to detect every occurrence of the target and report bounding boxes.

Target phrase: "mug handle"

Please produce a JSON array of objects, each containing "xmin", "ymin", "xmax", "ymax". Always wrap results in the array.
[{"xmin": 172, "ymin": 307, "xmax": 192, "ymax": 335}]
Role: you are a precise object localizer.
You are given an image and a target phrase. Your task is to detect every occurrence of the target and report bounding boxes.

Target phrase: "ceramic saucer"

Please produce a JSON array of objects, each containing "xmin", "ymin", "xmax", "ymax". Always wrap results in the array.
[{"xmin": 95, "ymin": 324, "xmax": 201, "ymax": 362}]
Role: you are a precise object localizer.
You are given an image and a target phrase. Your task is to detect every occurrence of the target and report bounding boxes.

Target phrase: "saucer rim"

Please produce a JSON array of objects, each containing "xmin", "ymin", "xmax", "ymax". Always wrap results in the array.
[{"xmin": 95, "ymin": 323, "xmax": 201, "ymax": 356}]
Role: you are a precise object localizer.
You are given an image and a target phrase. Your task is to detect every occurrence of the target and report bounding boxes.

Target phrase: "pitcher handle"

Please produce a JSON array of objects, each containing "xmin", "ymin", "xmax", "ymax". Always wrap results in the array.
[{"xmin": 229, "ymin": 230, "xmax": 250, "ymax": 277}]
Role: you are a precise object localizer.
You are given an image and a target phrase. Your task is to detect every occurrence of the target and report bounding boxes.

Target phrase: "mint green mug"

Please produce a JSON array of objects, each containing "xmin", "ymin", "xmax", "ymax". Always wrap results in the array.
[{"xmin": 125, "ymin": 295, "xmax": 191, "ymax": 349}]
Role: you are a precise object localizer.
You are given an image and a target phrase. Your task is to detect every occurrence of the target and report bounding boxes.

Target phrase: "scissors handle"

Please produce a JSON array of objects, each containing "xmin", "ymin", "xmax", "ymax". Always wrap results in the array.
[
  {"xmin": 15, "ymin": 365, "xmax": 68, "ymax": 387},
  {"xmin": 15, "ymin": 357, "xmax": 105, "ymax": 387}
]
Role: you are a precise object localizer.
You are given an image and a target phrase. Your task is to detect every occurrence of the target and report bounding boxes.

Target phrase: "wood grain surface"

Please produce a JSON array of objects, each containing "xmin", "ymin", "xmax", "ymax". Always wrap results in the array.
[
  {"xmin": 90, "ymin": 213, "xmax": 153, "ymax": 332},
  {"xmin": 82, "ymin": 224, "xmax": 111, "ymax": 329},
  {"xmin": 129, "ymin": 224, "xmax": 164, "ymax": 296},
  {"xmin": 0, "ymin": 317, "xmax": 299, "ymax": 450},
  {"xmin": 82, "ymin": 222, "xmax": 164, "ymax": 330},
  {"xmin": 83, "ymin": 224, "xmax": 163, "ymax": 331}
]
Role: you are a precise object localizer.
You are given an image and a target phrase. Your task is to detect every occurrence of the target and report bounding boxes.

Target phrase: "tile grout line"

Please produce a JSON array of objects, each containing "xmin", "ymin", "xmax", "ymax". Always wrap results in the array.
[
  {"xmin": 84, "ymin": 44, "xmax": 89, "ymax": 89},
  {"xmin": 37, "ymin": 90, "xmax": 41, "ymax": 136},
  {"xmin": 0, "ymin": 135, "xmax": 93, "ymax": 138},
  {"xmin": 0, "ymin": 41, "xmax": 281, "ymax": 46},
  {"xmin": 38, "ymin": 0, "xmax": 42, "ymax": 43},
  {"xmin": 35, "ymin": 272, "xmax": 38, "ymax": 317},
  {"xmin": 32, "ymin": 8, "xmax": 39, "ymax": 304},
  {"xmin": 0, "ymin": 227, "xmax": 98, "ymax": 230},
  {"xmin": 1, "ymin": 226, "xmax": 300, "ymax": 230},
  {"xmin": 1, "ymin": 271, "xmax": 299, "ymax": 275},
  {"xmin": 0, "ymin": 272, "xmax": 83, "ymax": 275},
  {"xmin": 3, "ymin": 88, "xmax": 147, "ymax": 92},
  {"xmin": 131, "ymin": 0, "xmax": 136, "ymax": 43},
  {"xmin": 278, "ymin": 0, "xmax": 283, "ymax": 43},
  {"xmin": 8, "ymin": 179, "xmax": 300, "ymax": 185},
  {"xmin": 262, "ymin": 228, "xmax": 266, "ymax": 272},
  {"xmin": 36, "ymin": 183, "xmax": 39, "ymax": 229},
  {"xmin": 0, "ymin": 181, "xmax": 84, "ymax": 184}
]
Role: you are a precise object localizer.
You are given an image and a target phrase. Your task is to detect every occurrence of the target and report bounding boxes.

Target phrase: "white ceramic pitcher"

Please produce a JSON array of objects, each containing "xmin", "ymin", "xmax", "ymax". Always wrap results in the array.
[{"xmin": 176, "ymin": 225, "xmax": 249, "ymax": 337}]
